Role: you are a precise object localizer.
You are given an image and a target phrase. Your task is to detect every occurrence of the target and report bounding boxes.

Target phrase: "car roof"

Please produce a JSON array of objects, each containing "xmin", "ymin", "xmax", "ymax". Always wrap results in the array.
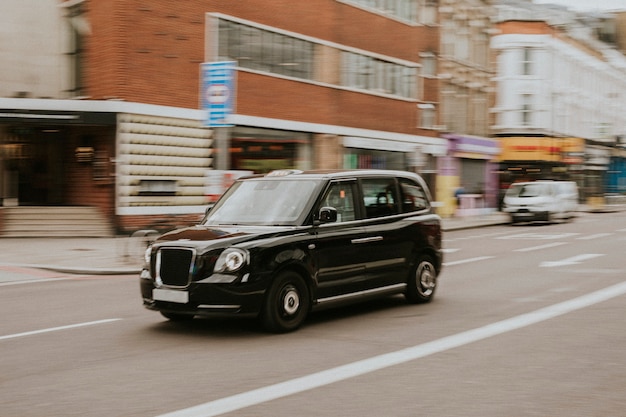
[{"xmin": 247, "ymin": 169, "xmax": 422, "ymax": 181}]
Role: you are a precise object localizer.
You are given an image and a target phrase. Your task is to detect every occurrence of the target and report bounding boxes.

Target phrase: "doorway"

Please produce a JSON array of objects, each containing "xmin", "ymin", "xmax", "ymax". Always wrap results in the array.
[{"xmin": 1, "ymin": 128, "xmax": 66, "ymax": 206}]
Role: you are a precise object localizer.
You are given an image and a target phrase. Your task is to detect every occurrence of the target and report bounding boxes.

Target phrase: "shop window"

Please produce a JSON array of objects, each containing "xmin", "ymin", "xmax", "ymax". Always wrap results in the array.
[{"xmin": 138, "ymin": 180, "xmax": 177, "ymax": 196}]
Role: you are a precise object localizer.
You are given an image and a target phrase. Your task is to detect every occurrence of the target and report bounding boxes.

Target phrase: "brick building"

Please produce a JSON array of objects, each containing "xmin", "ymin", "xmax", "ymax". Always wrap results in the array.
[{"xmin": 0, "ymin": 0, "xmax": 447, "ymax": 235}]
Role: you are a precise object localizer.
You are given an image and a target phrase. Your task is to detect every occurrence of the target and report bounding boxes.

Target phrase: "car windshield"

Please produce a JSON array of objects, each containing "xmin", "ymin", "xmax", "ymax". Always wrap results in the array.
[
  {"xmin": 506, "ymin": 183, "xmax": 544, "ymax": 198},
  {"xmin": 203, "ymin": 178, "xmax": 322, "ymax": 226}
]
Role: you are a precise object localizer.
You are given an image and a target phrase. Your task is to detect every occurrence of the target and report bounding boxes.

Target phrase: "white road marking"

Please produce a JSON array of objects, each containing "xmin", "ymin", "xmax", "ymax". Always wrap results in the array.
[
  {"xmin": 514, "ymin": 242, "xmax": 567, "ymax": 252},
  {"xmin": 443, "ymin": 256, "xmax": 494, "ymax": 266},
  {"xmin": 442, "ymin": 248, "xmax": 459, "ymax": 253},
  {"xmin": 0, "ymin": 277, "xmax": 72, "ymax": 286},
  {"xmin": 0, "ymin": 319, "xmax": 122, "ymax": 341},
  {"xmin": 497, "ymin": 233, "xmax": 579, "ymax": 240},
  {"xmin": 540, "ymin": 253, "xmax": 604, "ymax": 268},
  {"xmin": 157, "ymin": 281, "xmax": 626, "ymax": 417},
  {"xmin": 576, "ymin": 233, "xmax": 612, "ymax": 240}
]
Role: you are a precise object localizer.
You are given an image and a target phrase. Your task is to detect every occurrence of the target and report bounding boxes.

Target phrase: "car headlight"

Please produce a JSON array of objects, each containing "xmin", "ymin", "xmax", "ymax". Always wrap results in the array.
[{"xmin": 214, "ymin": 248, "xmax": 248, "ymax": 273}]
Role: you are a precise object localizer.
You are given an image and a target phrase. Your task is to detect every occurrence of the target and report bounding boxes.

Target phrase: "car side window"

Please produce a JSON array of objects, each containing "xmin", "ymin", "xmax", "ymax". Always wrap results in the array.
[
  {"xmin": 361, "ymin": 178, "xmax": 399, "ymax": 218},
  {"xmin": 320, "ymin": 182, "xmax": 356, "ymax": 222},
  {"xmin": 399, "ymin": 178, "xmax": 429, "ymax": 212}
]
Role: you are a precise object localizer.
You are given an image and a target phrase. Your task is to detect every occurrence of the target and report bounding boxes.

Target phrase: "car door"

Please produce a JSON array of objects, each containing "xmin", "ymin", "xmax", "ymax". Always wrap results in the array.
[
  {"xmin": 313, "ymin": 180, "xmax": 370, "ymax": 300},
  {"xmin": 359, "ymin": 176, "xmax": 432, "ymax": 289},
  {"xmin": 352, "ymin": 177, "xmax": 407, "ymax": 289}
]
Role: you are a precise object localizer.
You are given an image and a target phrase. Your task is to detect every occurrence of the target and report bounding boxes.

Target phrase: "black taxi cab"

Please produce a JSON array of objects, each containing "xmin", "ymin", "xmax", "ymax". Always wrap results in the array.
[{"xmin": 140, "ymin": 169, "xmax": 443, "ymax": 332}]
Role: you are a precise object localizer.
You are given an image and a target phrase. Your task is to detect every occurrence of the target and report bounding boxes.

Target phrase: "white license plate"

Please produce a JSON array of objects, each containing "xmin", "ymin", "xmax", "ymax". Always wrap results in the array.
[{"xmin": 153, "ymin": 288, "xmax": 189, "ymax": 304}]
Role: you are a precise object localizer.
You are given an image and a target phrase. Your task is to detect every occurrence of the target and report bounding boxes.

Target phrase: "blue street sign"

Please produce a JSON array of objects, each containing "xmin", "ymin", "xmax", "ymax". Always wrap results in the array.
[{"xmin": 201, "ymin": 61, "xmax": 236, "ymax": 127}]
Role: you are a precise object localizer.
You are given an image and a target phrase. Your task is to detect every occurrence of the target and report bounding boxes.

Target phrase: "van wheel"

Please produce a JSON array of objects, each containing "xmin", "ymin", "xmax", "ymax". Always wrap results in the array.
[
  {"xmin": 406, "ymin": 255, "xmax": 437, "ymax": 304},
  {"xmin": 261, "ymin": 271, "xmax": 310, "ymax": 333}
]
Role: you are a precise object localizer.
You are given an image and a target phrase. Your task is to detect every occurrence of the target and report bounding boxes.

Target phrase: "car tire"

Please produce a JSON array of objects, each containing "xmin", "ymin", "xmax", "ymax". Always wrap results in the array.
[
  {"xmin": 161, "ymin": 311, "xmax": 194, "ymax": 321},
  {"xmin": 261, "ymin": 271, "xmax": 310, "ymax": 333},
  {"xmin": 405, "ymin": 255, "xmax": 437, "ymax": 304}
]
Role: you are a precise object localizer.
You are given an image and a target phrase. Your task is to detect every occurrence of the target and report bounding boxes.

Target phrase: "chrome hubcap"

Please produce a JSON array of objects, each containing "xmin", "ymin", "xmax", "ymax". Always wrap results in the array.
[
  {"xmin": 418, "ymin": 262, "xmax": 436, "ymax": 296},
  {"xmin": 282, "ymin": 286, "xmax": 300, "ymax": 316}
]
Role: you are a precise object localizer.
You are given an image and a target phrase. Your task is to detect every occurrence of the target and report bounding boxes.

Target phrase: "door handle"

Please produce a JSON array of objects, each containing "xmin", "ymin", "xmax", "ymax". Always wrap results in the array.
[{"xmin": 351, "ymin": 236, "xmax": 383, "ymax": 244}]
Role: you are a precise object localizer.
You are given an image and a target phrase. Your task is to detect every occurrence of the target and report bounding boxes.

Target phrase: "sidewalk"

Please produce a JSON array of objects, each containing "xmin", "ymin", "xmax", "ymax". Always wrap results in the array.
[{"xmin": 0, "ymin": 206, "xmax": 620, "ymax": 275}]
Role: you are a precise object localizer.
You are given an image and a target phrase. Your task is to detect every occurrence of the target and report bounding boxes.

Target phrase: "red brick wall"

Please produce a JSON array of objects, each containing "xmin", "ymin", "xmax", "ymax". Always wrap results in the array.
[
  {"xmin": 116, "ymin": 213, "xmax": 204, "ymax": 234},
  {"xmin": 496, "ymin": 20, "xmax": 554, "ymax": 35},
  {"xmin": 83, "ymin": 0, "xmax": 438, "ymax": 137},
  {"xmin": 64, "ymin": 127, "xmax": 116, "ymax": 221}
]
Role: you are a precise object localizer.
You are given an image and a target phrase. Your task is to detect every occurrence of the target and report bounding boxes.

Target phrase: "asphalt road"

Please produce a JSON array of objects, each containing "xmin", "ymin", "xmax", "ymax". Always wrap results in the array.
[{"xmin": 1, "ymin": 211, "xmax": 625, "ymax": 417}]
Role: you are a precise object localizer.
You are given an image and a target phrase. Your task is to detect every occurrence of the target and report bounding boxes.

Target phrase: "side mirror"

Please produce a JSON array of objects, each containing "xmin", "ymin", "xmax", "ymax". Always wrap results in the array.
[{"xmin": 318, "ymin": 206, "xmax": 338, "ymax": 224}]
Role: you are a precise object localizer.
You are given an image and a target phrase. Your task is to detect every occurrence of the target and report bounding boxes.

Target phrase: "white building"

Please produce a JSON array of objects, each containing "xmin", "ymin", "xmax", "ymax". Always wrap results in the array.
[{"xmin": 490, "ymin": 4, "xmax": 626, "ymax": 200}]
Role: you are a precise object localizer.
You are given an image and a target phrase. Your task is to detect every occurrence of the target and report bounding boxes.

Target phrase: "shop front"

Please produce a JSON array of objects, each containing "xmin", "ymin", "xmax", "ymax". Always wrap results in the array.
[
  {"xmin": 497, "ymin": 136, "xmax": 585, "ymax": 206},
  {"xmin": 228, "ymin": 126, "xmax": 312, "ymax": 173},
  {"xmin": 439, "ymin": 134, "xmax": 500, "ymax": 217},
  {"xmin": 0, "ymin": 99, "xmax": 213, "ymax": 236},
  {"xmin": 342, "ymin": 136, "xmax": 442, "ymax": 202},
  {"xmin": 0, "ymin": 109, "xmax": 116, "ymax": 209}
]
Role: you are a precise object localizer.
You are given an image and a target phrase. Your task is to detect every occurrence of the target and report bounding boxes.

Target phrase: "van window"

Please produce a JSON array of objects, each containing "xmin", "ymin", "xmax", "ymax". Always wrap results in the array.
[
  {"xmin": 361, "ymin": 178, "xmax": 399, "ymax": 218},
  {"xmin": 506, "ymin": 183, "xmax": 546, "ymax": 198}
]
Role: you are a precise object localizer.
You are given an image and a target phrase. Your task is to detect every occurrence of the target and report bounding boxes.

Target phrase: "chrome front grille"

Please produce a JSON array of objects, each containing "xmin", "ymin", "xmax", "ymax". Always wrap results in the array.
[{"xmin": 155, "ymin": 248, "xmax": 195, "ymax": 287}]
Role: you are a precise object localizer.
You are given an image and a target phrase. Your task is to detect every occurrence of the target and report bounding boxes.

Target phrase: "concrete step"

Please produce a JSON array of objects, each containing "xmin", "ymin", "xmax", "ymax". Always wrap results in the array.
[{"xmin": 1, "ymin": 206, "xmax": 114, "ymax": 238}]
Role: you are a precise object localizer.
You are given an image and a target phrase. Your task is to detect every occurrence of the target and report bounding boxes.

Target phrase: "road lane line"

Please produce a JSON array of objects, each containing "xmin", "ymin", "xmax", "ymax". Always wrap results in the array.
[
  {"xmin": 443, "ymin": 256, "xmax": 493, "ymax": 266},
  {"xmin": 540, "ymin": 253, "xmax": 604, "ymax": 268},
  {"xmin": 157, "ymin": 281, "xmax": 626, "ymax": 417},
  {"xmin": 514, "ymin": 242, "xmax": 567, "ymax": 252},
  {"xmin": 442, "ymin": 248, "xmax": 459, "ymax": 253},
  {"xmin": 0, "ymin": 319, "xmax": 122, "ymax": 341},
  {"xmin": 576, "ymin": 233, "xmax": 612, "ymax": 240},
  {"xmin": 0, "ymin": 277, "xmax": 72, "ymax": 286}
]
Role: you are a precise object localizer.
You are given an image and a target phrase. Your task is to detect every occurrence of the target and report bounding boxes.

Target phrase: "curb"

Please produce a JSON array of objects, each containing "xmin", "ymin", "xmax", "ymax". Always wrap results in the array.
[{"xmin": 0, "ymin": 263, "xmax": 141, "ymax": 276}]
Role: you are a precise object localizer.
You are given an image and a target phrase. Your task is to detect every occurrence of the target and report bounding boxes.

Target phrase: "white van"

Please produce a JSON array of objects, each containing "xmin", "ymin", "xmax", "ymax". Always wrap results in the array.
[{"xmin": 503, "ymin": 181, "xmax": 579, "ymax": 223}]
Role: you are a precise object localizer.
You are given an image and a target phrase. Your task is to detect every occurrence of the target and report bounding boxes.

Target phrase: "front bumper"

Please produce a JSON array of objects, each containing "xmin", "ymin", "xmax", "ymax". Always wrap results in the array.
[
  {"xmin": 140, "ymin": 272, "xmax": 267, "ymax": 317},
  {"xmin": 507, "ymin": 209, "xmax": 549, "ymax": 222}
]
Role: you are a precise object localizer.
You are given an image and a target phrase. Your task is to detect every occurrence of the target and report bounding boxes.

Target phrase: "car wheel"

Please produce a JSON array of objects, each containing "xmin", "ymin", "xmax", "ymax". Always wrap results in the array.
[
  {"xmin": 261, "ymin": 271, "xmax": 310, "ymax": 333},
  {"xmin": 160, "ymin": 311, "xmax": 194, "ymax": 321},
  {"xmin": 405, "ymin": 255, "xmax": 437, "ymax": 304}
]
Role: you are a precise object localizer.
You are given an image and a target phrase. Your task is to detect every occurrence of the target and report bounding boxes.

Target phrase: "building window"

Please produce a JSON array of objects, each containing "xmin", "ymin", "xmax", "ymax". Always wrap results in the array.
[
  {"xmin": 522, "ymin": 47, "xmax": 533, "ymax": 76},
  {"xmin": 66, "ymin": 2, "xmax": 88, "ymax": 97},
  {"xmin": 342, "ymin": 52, "xmax": 417, "ymax": 98},
  {"xmin": 341, "ymin": 0, "xmax": 418, "ymax": 23},
  {"xmin": 418, "ymin": 103, "xmax": 435, "ymax": 128},
  {"xmin": 420, "ymin": 53, "xmax": 436, "ymax": 77},
  {"xmin": 441, "ymin": 20, "xmax": 455, "ymax": 56},
  {"xmin": 218, "ymin": 20, "xmax": 314, "ymax": 80},
  {"xmin": 418, "ymin": 0, "xmax": 438, "ymax": 25},
  {"xmin": 521, "ymin": 94, "xmax": 533, "ymax": 126},
  {"xmin": 471, "ymin": 96, "xmax": 488, "ymax": 136}
]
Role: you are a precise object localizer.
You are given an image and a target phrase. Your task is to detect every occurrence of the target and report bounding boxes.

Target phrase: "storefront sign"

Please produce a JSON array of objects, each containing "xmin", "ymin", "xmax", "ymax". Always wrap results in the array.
[{"xmin": 443, "ymin": 134, "xmax": 500, "ymax": 159}]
